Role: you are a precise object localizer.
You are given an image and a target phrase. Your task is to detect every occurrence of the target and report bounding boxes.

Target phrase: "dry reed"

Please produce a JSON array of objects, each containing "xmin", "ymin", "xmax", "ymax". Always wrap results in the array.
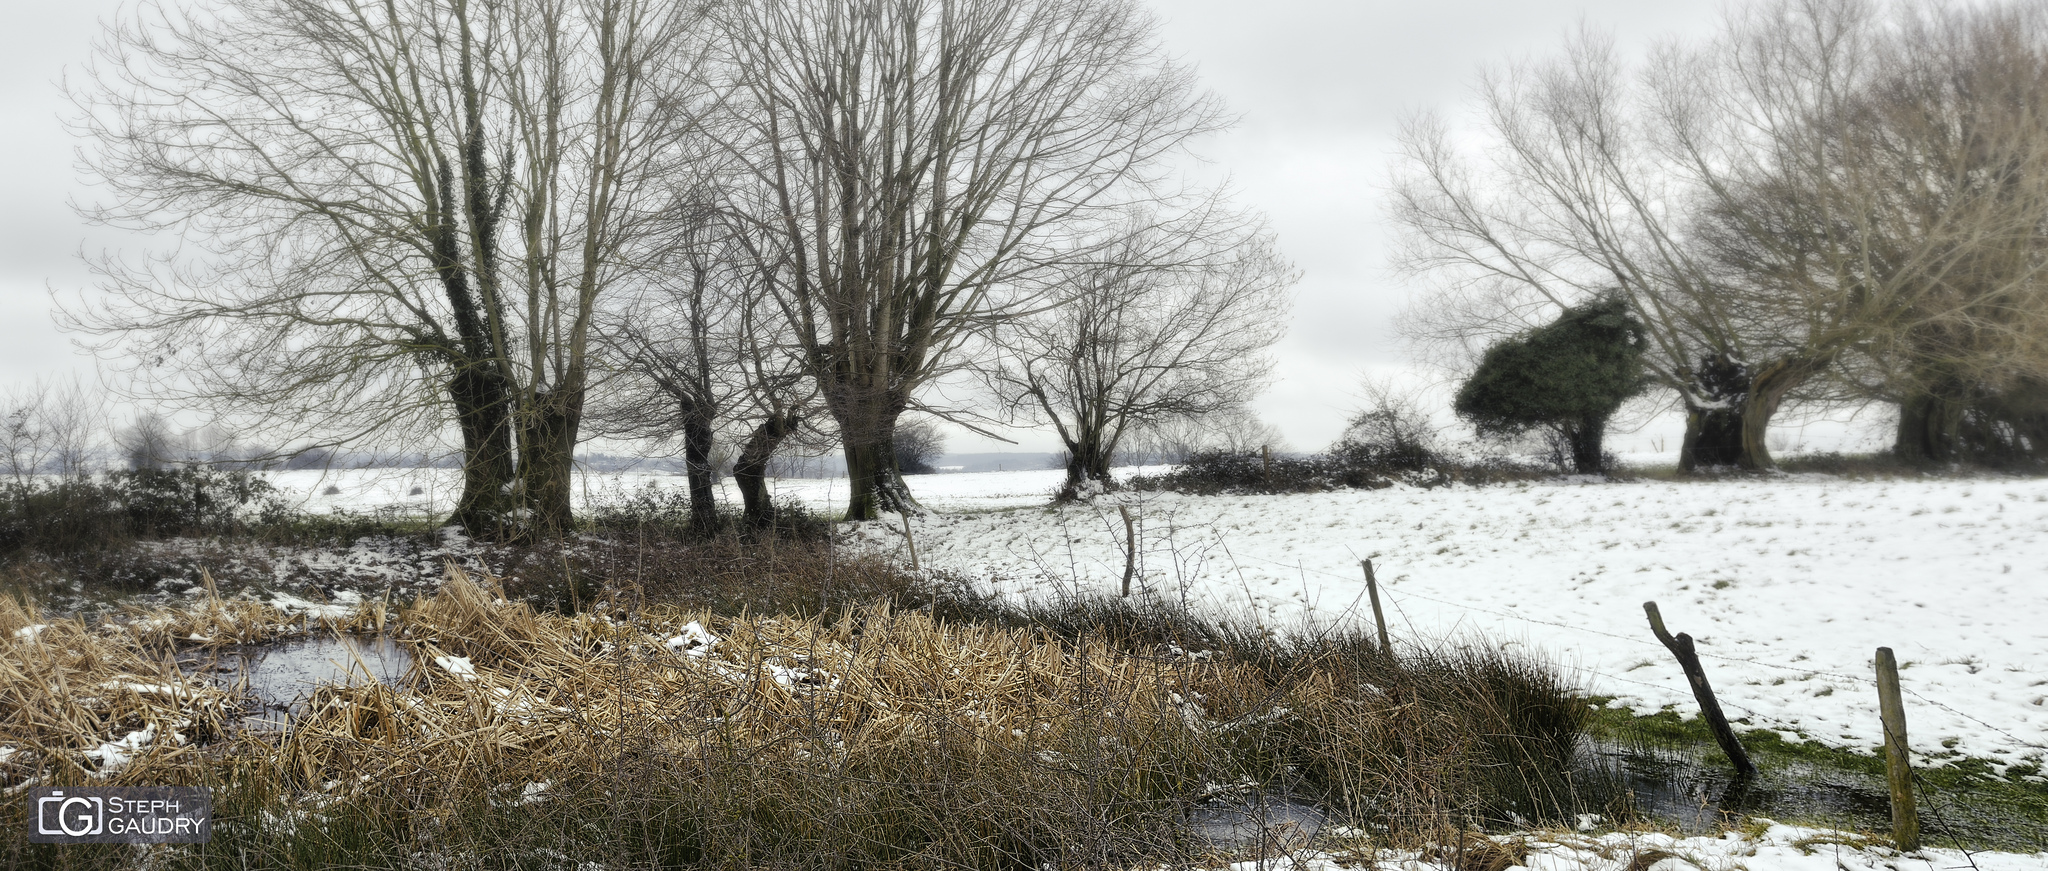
[{"xmin": 0, "ymin": 568, "xmax": 1597, "ymax": 869}]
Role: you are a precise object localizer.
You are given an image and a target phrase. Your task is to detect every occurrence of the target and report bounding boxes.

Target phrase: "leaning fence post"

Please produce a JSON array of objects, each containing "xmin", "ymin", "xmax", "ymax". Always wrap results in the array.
[
  {"xmin": 1118, "ymin": 504, "xmax": 1137, "ymax": 597},
  {"xmin": 1874, "ymin": 647, "xmax": 1920, "ymax": 852},
  {"xmin": 899, "ymin": 510, "xmax": 919, "ymax": 572},
  {"xmin": 1643, "ymin": 601, "xmax": 1757, "ymax": 777},
  {"xmin": 1362, "ymin": 559, "xmax": 1392, "ymax": 655}
]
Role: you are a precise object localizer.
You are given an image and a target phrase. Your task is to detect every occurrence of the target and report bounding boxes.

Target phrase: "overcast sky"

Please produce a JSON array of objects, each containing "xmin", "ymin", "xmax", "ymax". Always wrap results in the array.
[{"xmin": 0, "ymin": 0, "xmax": 1738, "ymax": 457}]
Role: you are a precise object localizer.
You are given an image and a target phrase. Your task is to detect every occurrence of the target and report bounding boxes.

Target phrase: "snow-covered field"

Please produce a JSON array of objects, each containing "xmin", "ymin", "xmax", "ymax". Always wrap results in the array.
[
  {"xmin": 257, "ymin": 464, "xmax": 1076, "ymax": 516},
  {"xmin": 267, "ymin": 466, "xmax": 2048, "ymax": 771},
  {"xmin": 1220, "ymin": 822, "xmax": 2045, "ymax": 871},
  {"xmin": 869, "ymin": 472, "xmax": 2045, "ymax": 776}
]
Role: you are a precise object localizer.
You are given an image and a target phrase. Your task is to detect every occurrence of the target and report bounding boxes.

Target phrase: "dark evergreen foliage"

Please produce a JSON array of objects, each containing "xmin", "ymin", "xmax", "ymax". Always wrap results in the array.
[{"xmin": 1454, "ymin": 295, "xmax": 1647, "ymax": 474}]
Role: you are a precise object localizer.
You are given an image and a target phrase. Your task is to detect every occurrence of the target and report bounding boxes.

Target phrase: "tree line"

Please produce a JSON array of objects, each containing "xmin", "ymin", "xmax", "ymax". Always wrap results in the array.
[
  {"xmin": 1395, "ymin": 0, "xmax": 2048, "ymax": 473},
  {"xmin": 63, "ymin": 0, "xmax": 1295, "ymax": 536}
]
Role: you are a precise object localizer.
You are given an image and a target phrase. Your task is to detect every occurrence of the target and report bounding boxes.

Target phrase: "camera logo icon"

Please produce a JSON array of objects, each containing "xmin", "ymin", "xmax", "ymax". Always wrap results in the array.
[{"xmin": 36, "ymin": 791, "xmax": 104, "ymax": 838}]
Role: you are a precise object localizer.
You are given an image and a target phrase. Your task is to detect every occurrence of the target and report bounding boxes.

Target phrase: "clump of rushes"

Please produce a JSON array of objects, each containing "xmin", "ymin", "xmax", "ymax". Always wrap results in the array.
[
  {"xmin": 0, "ymin": 593, "xmax": 241, "ymax": 791},
  {"xmin": 0, "ymin": 570, "xmax": 1600, "ymax": 870}
]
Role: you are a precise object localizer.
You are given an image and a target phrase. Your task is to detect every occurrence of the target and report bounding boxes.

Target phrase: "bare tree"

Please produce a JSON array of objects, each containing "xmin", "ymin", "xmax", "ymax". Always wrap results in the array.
[
  {"xmin": 1342, "ymin": 375, "xmax": 1444, "ymax": 458},
  {"xmin": 118, "ymin": 410, "xmax": 185, "ymax": 471},
  {"xmin": 1823, "ymin": 4, "xmax": 2048, "ymax": 463},
  {"xmin": 981, "ymin": 208, "xmax": 1293, "ymax": 500},
  {"xmin": 891, "ymin": 419, "xmax": 947, "ymax": 475},
  {"xmin": 69, "ymin": 0, "xmax": 715, "ymax": 536},
  {"xmin": 589, "ymin": 201, "xmax": 826, "ymax": 529},
  {"xmin": 588, "ymin": 203, "xmax": 751, "ymax": 530},
  {"xmin": 1118, "ymin": 405, "xmax": 1283, "ymax": 466},
  {"xmin": 709, "ymin": 0, "xmax": 1231, "ymax": 519},
  {"xmin": 1392, "ymin": 1, "xmax": 1898, "ymax": 471},
  {"xmin": 0, "ymin": 377, "xmax": 105, "ymax": 483},
  {"xmin": 1395, "ymin": 0, "xmax": 2048, "ymax": 472}
]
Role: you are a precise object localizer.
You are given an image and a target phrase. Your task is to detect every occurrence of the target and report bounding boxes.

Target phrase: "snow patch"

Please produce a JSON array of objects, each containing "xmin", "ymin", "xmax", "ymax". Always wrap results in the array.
[{"xmin": 665, "ymin": 622, "xmax": 719, "ymax": 658}]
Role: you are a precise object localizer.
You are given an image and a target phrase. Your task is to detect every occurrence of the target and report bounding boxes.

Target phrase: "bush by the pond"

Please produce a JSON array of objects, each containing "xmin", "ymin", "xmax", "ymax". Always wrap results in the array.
[
  {"xmin": 0, "ymin": 468, "xmax": 290, "ymax": 554},
  {"xmin": 0, "ymin": 572, "xmax": 1609, "ymax": 870},
  {"xmin": 581, "ymin": 480, "xmax": 832, "ymax": 542}
]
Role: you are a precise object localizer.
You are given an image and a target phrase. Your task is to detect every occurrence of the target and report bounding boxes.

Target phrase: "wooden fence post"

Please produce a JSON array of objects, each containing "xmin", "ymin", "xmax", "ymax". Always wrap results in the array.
[
  {"xmin": 1362, "ymin": 559, "xmax": 1392, "ymax": 655},
  {"xmin": 1643, "ymin": 601, "xmax": 1757, "ymax": 777},
  {"xmin": 1118, "ymin": 505, "xmax": 1137, "ymax": 597},
  {"xmin": 1875, "ymin": 647, "xmax": 1920, "ymax": 852},
  {"xmin": 899, "ymin": 511, "xmax": 919, "ymax": 572}
]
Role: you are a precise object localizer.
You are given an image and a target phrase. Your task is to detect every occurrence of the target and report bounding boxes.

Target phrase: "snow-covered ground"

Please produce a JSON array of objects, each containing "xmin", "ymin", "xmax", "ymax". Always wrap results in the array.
[
  {"xmin": 266, "ymin": 466, "xmax": 2048, "ymax": 772},
  {"xmin": 861, "ymin": 472, "xmax": 2048, "ymax": 776},
  {"xmin": 1226, "ymin": 822, "xmax": 2045, "ymax": 871},
  {"xmin": 257, "ymin": 465, "xmax": 1075, "ymax": 516}
]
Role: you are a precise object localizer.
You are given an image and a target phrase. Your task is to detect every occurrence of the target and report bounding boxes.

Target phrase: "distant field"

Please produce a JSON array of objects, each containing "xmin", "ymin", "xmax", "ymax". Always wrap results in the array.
[{"xmin": 258, "ymin": 464, "xmax": 1082, "ymax": 515}]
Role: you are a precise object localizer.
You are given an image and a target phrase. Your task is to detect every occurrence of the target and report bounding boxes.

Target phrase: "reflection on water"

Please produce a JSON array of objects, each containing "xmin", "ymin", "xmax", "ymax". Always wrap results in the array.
[
  {"xmin": 1591, "ymin": 740, "xmax": 1893, "ymax": 834},
  {"xmin": 1188, "ymin": 793, "xmax": 1326, "ymax": 849},
  {"xmin": 1595, "ymin": 740, "xmax": 2048, "ymax": 849},
  {"xmin": 188, "ymin": 635, "xmax": 412, "ymax": 728}
]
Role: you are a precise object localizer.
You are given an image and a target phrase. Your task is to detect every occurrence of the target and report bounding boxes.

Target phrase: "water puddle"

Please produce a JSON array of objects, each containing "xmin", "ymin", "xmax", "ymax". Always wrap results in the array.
[
  {"xmin": 187, "ymin": 635, "xmax": 413, "ymax": 728},
  {"xmin": 1188, "ymin": 793, "xmax": 1327, "ymax": 848},
  {"xmin": 1590, "ymin": 741, "xmax": 1892, "ymax": 834}
]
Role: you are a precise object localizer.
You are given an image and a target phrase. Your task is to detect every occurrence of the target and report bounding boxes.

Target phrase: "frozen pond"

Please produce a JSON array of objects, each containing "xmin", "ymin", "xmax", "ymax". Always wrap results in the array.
[{"xmin": 189, "ymin": 635, "xmax": 412, "ymax": 728}]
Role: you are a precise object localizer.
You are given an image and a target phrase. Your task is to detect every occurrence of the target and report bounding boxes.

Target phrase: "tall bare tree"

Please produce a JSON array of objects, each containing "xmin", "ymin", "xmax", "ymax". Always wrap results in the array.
[
  {"xmin": 1395, "ymin": 0, "xmax": 2048, "ymax": 471},
  {"xmin": 68, "ymin": 0, "xmax": 713, "ymax": 536},
  {"xmin": 1391, "ymin": 1, "xmax": 1888, "ymax": 471},
  {"xmin": 588, "ymin": 200, "xmax": 747, "ymax": 530},
  {"xmin": 1829, "ymin": 4, "xmax": 2048, "ymax": 462},
  {"xmin": 589, "ymin": 199, "xmax": 824, "ymax": 529},
  {"xmin": 980, "ymin": 207, "xmax": 1293, "ymax": 500},
  {"xmin": 0, "ymin": 377, "xmax": 105, "ymax": 483},
  {"xmin": 709, "ymin": 0, "xmax": 1230, "ymax": 519}
]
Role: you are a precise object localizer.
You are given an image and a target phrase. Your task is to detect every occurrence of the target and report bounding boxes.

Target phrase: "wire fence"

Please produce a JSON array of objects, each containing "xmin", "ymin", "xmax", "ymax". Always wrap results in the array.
[
  {"xmin": 944, "ymin": 500, "xmax": 2048, "ymax": 758},
  {"xmin": 1207, "ymin": 541, "xmax": 2048, "ymax": 756}
]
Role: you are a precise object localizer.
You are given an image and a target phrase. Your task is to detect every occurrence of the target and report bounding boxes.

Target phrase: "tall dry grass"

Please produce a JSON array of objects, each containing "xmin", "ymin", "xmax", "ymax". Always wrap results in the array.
[{"xmin": 0, "ymin": 569, "xmax": 1604, "ymax": 869}]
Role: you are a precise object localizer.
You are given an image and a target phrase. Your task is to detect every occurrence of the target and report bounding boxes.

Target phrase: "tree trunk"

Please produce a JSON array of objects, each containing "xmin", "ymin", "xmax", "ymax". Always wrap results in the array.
[
  {"xmin": 841, "ymin": 414, "xmax": 916, "ymax": 520},
  {"xmin": 1566, "ymin": 416, "xmax": 1606, "ymax": 475},
  {"xmin": 1680, "ymin": 356, "xmax": 1826, "ymax": 473},
  {"xmin": 1056, "ymin": 432, "xmax": 1117, "ymax": 502},
  {"xmin": 827, "ymin": 386, "xmax": 916, "ymax": 520},
  {"xmin": 1734, "ymin": 356, "xmax": 1829, "ymax": 471},
  {"xmin": 1894, "ymin": 392, "xmax": 1966, "ymax": 464},
  {"xmin": 1969, "ymin": 380, "xmax": 2048, "ymax": 464},
  {"xmin": 681, "ymin": 414, "xmax": 718, "ymax": 531},
  {"xmin": 734, "ymin": 412, "xmax": 799, "ymax": 528},
  {"xmin": 1679, "ymin": 405, "xmax": 1745, "ymax": 471},
  {"xmin": 447, "ymin": 365, "xmax": 517, "ymax": 537},
  {"xmin": 516, "ymin": 387, "xmax": 582, "ymax": 538},
  {"xmin": 1679, "ymin": 354, "xmax": 1748, "ymax": 473}
]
